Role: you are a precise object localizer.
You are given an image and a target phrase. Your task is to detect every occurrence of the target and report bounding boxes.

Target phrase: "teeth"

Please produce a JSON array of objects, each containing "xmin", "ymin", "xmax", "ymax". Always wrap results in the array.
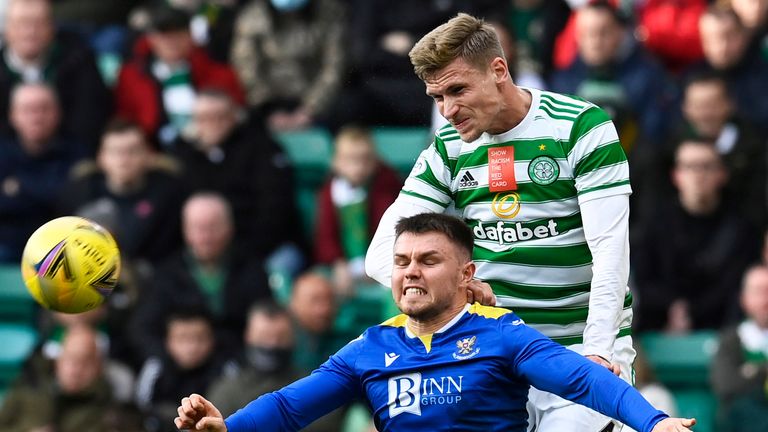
[{"xmin": 405, "ymin": 288, "xmax": 425, "ymax": 296}]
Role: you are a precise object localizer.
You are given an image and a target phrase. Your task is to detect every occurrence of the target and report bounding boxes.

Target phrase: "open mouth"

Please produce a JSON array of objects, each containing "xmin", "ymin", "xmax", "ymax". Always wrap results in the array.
[{"xmin": 404, "ymin": 287, "xmax": 427, "ymax": 297}]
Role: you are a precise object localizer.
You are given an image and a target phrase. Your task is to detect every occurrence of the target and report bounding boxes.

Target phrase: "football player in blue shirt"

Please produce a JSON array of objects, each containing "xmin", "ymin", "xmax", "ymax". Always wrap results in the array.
[{"xmin": 175, "ymin": 213, "xmax": 695, "ymax": 432}]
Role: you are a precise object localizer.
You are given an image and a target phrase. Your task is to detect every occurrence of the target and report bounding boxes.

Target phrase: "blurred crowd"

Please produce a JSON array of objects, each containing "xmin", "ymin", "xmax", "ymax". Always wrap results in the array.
[{"xmin": 1, "ymin": 0, "xmax": 768, "ymax": 431}]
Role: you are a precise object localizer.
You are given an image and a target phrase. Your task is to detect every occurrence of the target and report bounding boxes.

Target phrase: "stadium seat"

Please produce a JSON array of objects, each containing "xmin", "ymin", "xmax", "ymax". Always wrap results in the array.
[
  {"xmin": 0, "ymin": 264, "xmax": 37, "ymax": 323},
  {"xmin": 274, "ymin": 128, "xmax": 333, "ymax": 187},
  {"xmin": 639, "ymin": 331, "xmax": 719, "ymax": 387},
  {"xmin": 0, "ymin": 323, "xmax": 38, "ymax": 389},
  {"xmin": 639, "ymin": 331, "xmax": 719, "ymax": 432},
  {"xmin": 372, "ymin": 127, "xmax": 431, "ymax": 178}
]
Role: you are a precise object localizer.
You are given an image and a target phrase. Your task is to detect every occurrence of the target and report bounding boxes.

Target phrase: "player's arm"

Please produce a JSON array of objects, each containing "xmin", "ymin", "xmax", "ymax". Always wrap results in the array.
[
  {"xmin": 569, "ymin": 105, "xmax": 632, "ymax": 363},
  {"xmin": 505, "ymin": 320, "xmax": 690, "ymax": 432},
  {"xmin": 580, "ymin": 194, "xmax": 629, "ymax": 366},
  {"xmin": 365, "ymin": 140, "xmax": 455, "ymax": 286},
  {"xmin": 176, "ymin": 338, "xmax": 364, "ymax": 432}
]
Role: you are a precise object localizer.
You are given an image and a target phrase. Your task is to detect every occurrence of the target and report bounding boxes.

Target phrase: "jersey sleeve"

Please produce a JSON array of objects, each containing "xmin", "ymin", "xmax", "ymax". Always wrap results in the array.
[
  {"xmin": 224, "ymin": 336, "xmax": 365, "ymax": 432},
  {"xmin": 399, "ymin": 135, "xmax": 455, "ymax": 209},
  {"xmin": 500, "ymin": 316, "xmax": 667, "ymax": 432},
  {"xmin": 566, "ymin": 106, "xmax": 632, "ymax": 205}
]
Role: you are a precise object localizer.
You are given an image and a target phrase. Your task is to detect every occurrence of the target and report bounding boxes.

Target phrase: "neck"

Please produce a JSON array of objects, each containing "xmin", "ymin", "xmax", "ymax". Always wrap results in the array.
[
  {"xmin": 405, "ymin": 302, "xmax": 466, "ymax": 336},
  {"xmin": 490, "ymin": 86, "xmax": 532, "ymax": 134},
  {"xmin": 680, "ymin": 193, "xmax": 720, "ymax": 216},
  {"xmin": 106, "ymin": 177, "xmax": 144, "ymax": 195}
]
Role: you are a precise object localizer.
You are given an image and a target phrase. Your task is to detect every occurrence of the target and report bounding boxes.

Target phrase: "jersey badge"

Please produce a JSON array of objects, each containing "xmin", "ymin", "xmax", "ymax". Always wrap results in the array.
[
  {"xmin": 385, "ymin": 352, "xmax": 400, "ymax": 367},
  {"xmin": 528, "ymin": 155, "xmax": 559, "ymax": 185},
  {"xmin": 452, "ymin": 336, "xmax": 480, "ymax": 360}
]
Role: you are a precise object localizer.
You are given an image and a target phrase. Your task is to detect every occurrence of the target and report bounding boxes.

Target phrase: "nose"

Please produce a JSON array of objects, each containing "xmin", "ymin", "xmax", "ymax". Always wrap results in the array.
[
  {"xmin": 404, "ymin": 260, "xmax": 421, "ymax": 280},
  {"xmin": 443, "ymin": 97, "xmax": 458, "ymax": 120}
]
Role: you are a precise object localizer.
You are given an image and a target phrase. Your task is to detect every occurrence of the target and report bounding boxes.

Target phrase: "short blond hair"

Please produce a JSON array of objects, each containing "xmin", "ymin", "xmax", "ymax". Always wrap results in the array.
[{"xmin": 409, "ymin": 13, "xmax": 505, "ymax": 81}]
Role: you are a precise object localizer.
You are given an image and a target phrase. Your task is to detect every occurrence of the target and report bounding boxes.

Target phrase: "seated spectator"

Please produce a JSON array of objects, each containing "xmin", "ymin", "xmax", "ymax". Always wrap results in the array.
[
  {"xmin": 136, "ymin": 309, "xmax": 228, "ymax": 432},
  {"xmin": 230, "ymin": 0, "xmax": 345, "ymax": 131},
  {"xmin": 690, "ymin": 5, "xmax": 768, "ymax": 125},
  {"xmin": 676, "ymin": 72, "xmax": 766, "ymax": 229},
  {"xmin": 632, "ymin": 139, "xmax": 760, "ymax": 332},
  {"xmin": 131, "ymin": 192, "xmax": 272, "ymax": 361},
  {"xmin": 207, "ymin": 300, "xmax": 346, "ymax": 432},
  {"xmin": 315, "ymin": 126, "xmax": 401, "ymax": 296},
  {"xmin": 169, "ymin": 90, "xmax": 303, "ymax": 265},
  {"xmin": 0, "ymin": 325, "xmax": 144, "ymax": 432},
  {"xmin": 289, "ymin": 272, "xmax": 346, "ymax": 373},
  {"xmin": 115, "ymin": 4, "xmax": 244, "ymax": 146},
  {"xmin": 59, "ymin": 119, "xmax": 185, "ymax": 265},
  {"xmin": 711, "ymin": 265, "xmax": 768, "ymax": 431},
  {"xmin": 549, "ymin": 1, "xmax": 673, "ymax": 148},
  {"xmin": 723, "ymin": 0, "xmax": 768, "ymax": 59},
  {"xmin": 0, "ymin": 82, "xmax": 85, "ymax": 262},
  {"xmin": 0, "ymin": 0, "xmax": 111, "ymax": 151}
]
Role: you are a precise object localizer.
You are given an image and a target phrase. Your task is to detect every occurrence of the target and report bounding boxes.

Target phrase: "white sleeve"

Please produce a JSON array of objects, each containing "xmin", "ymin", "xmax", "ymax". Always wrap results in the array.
[
  {"xmin": 580, "ymin": 193, "xmax": 630, "ymax": 361},
  {"xmin": 364, "ymin": 196, "xmax": 444, "ymax": 287}
]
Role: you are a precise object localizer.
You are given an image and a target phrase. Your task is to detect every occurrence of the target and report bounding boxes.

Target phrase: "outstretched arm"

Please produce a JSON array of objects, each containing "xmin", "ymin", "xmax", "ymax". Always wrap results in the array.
[{"xmin": 507, "ymin": 320, "xmax": 692, "ymax": 432}]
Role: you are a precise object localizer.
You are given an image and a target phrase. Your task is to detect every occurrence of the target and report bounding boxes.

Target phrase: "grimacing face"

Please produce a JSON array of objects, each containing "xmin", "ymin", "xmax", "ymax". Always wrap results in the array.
[
  {"xmin": 391, "ymin": 231, "xmax": 474, "ymax": 322},
  {"xmin": 426, "ymin": 57, "xmax": 508, "ymax": 143}
]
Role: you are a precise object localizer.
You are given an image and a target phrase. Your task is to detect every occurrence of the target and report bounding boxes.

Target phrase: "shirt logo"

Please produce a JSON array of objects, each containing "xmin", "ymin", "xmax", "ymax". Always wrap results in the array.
[
  {"xmin": 385, "ymin": 352, "xmax": 400, "ymax": 367},
  {"xmin": 490, "ymin": 192, "xmax": 521, "ymax": 219},
  {"xmin": 387, "ymin": 373, "xmax": 464, "ymax": 418},
  {"xmin": 458, "ymin": 171, "xmax": 479, "ymax": 188},
  {"xmin": 528, "ymin": 155, "xmax": 560, "ymax": 185},
  {"xmin": 452, "ymin": 336, "xmax": 480, "ymax": 360}
]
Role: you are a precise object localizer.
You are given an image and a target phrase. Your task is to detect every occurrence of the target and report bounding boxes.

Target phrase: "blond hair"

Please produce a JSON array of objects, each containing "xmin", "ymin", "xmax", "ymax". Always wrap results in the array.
[
  {"xmin": 409, "ymin": 13, "xmax": 505, "ymax": 81},
  {"xmin": 334, "ymin": 125, "xmax": 374, "ymax": 151}
]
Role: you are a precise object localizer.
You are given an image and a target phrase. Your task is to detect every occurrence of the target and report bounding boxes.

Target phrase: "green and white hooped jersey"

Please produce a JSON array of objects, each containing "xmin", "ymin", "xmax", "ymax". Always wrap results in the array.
[{"xmin": 401, "ymin": 88, "xmax": 633, "ymax": 345}]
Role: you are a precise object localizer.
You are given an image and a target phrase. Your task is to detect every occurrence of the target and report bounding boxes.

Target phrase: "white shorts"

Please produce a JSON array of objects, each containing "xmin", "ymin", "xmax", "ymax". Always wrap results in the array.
[{"xmin": 526, "ymin": 335, "xmax": 636, "ymax": 432}]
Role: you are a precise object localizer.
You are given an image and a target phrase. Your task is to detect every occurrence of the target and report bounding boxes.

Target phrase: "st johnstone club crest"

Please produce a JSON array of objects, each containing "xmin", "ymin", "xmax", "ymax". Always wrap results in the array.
[{"xmin": 453, "ymin": 336, "xmax": 480, "ymax": 360}]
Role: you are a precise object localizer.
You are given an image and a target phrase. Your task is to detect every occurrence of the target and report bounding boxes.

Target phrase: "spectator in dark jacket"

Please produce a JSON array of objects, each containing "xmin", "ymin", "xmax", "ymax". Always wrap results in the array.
[
  {"xmin": 136, "ymin": 309, "xmax": 229, "ymax": 432},
  {"xmin": 131, "ymin": 192, "xmax": 272, "ymax": 361},
  {"xmin": 115, "ymin": 5, "xmax": 244, "ymax": 147},
  {"xmin": 58, "ymin": 119, "xmax": 185, "ymax": 265},
  {"xmin": 169, "ymin": 89, "xmax": 302, "ymax": 262},
  {"xmin": 632, "ymin": 139, "xmax": 760, "ymax": 332},
  {"xmin": 0, "ymin": 82, "xmax": 84, "ymax": 262},
  {"xmin": 315, "ymin": 126, "xmax": 401, "ymax": 296},
  {"xmin": 0, "ymin": 0, "xmax": 111, "ymax": 152},
  {"xmin": 549, "ymin": 1, "xmax": 673, "ymax": 148}
]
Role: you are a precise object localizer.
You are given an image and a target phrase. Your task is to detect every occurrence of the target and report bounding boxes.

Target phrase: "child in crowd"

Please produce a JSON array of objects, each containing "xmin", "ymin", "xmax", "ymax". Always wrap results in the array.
[{"xmin": 314, "ymin": 126, "xmax": 401, "ymax": 296}]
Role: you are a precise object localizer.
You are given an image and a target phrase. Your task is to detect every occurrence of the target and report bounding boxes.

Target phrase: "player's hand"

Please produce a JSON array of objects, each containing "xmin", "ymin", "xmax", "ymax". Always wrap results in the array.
[
  {"xmin": 585, "ymin": 355, "xmax": 621, "ymax": 376},
  {"xmin": 651, "ymin": 417, "xmax": 696, "ymax": 431},
  {"xmin": 174, "ymin": 393, "xmax": 226, "ymax": 431},
  {"xmin": 466, "ymin": 279, "xmax": 496, "ymax": 306}
]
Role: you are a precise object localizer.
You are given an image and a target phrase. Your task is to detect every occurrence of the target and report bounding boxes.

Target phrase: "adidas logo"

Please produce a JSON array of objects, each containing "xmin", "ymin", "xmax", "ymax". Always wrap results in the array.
[{"xmin": 458, "ymin": 171, "xmax": 479, "ymax": 188}]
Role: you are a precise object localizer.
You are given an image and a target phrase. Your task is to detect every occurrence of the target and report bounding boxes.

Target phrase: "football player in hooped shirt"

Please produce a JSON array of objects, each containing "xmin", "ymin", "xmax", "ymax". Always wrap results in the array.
[{"xmin": 175, "ymin": 214, "xmax": 695, "ymax": 432}]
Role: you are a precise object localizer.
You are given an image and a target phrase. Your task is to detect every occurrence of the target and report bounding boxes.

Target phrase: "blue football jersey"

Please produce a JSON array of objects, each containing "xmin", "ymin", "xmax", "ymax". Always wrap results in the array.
[{"xmin": 225, "ymin": 304, "xmax": 666, "ymax": 432}]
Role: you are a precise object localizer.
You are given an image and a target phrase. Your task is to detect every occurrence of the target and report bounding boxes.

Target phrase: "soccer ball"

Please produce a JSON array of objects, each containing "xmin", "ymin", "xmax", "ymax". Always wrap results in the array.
[{"xmin": 21, "ymin": 216, "xmax": 121, "ymax": 314}]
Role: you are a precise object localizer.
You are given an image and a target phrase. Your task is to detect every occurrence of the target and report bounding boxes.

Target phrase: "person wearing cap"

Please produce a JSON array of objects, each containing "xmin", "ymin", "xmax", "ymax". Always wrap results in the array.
[{"xmin": 115, "ymin": 4, "xmax": 244, "ymax": 147}]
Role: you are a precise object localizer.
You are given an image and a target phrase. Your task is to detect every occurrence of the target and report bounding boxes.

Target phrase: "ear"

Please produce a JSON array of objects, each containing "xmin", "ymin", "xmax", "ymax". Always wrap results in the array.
[
  {"xmin": 461, "ymin": 261, "xmax": 476, "ymax": 284},
  {"xmin": 490, "ymin": 57, "xmax": 509, "ymax": 84}
]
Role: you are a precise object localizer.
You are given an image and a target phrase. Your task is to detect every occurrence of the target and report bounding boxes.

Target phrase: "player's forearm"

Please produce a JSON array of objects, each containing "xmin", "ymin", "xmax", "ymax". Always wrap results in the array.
[
  {"xmin": 580, "ymin": 194, "xmax": 630, "ymax": 359},
  {"xmin": 225, "ymin": 393, "xmax": 292, "ymax": 432}
]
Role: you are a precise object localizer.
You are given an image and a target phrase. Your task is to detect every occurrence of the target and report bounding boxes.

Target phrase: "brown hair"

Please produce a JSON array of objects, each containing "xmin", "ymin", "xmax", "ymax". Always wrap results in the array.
[
  {"xmin": 408, "ymin": 13, "xmax": 505, "ymax": 81},
  {"xmin": 334, "ymin": 124, "xmax": 374, "ymax": 151}
]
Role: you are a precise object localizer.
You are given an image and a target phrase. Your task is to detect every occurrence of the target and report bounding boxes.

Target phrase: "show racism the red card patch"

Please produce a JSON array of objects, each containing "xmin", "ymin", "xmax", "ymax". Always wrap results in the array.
[{"xmin": 488, "ymin": 146, "xmax": 517, "ymax": 192}]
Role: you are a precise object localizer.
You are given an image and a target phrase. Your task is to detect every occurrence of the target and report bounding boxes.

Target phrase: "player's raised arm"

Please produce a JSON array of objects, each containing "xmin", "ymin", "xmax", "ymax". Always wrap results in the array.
[{"xmin": 504, "ymin": 319, "xmax": 692, "ymax": 432}]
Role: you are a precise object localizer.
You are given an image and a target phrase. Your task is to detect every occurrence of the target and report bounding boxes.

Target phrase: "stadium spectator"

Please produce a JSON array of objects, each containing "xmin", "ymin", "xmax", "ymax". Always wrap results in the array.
[
  {"xmin": 632, "ymin": 139, "xmax": 760, "ymax": 332},
  {"xmin": 59, "ymin": 119, "xmax": 185, "ymax": 265},
  {"xmin": 115, "ymin": 4, "xmax": 244, "ymax": 147},
  {"xmin": 288, "ymin": 272, "xmax": 346, "ymax": 373},
  {"xmin": 549, "ymin": 1, "xmax": 673, "ymax": 147},
  {"xmin": 174, "ymin": 213, "xmax": 696, "ymax": 432},
  {"xmin": 0, "ymin": 0, "xmax": 112, "ymax": 152},
  {"xmin": 675, "ymin": 72, "xmax": 766, "ymax": 229},
  {"xmin": 0, "ymin": 325, "xmax": 145, "ymax": 432},
  {"xmin": 690, "ymin": 4, "xmax": 768, "ymax": 125},
  {"xmin": 711, "ymin": 264, "xmax": 768, "ymax": 431},
  {"xmin": 723, "ymin": 0, "xmax": 768, "ymax": 59},
  {"xmin": 208, "ymin": 300, "xmax": 345, "ymax": 432},
  {"xmin": 130, "ymin": 192, "xmax": 272, "ymax": 362},
  {"xmin": 0, "ymin": 82, "xmax": 85, "ymax": 263},
  {"xmin": 169, "ymin": 90, "xmax": 303, "ymax": 265},
  {"xmin": 315, "ymin": 126, "xmax": 401, "ymax": 296},
  {"xmin": 136, "ymin": 309, "xmax": 229, "ymax": 432},
  {"xmin": 230, "ymin": 0, "xmax": 345, "ymax": 131},
  {"xmin": 331, "ymin": 0, "xmax": 495, "ymax": 128},
  {"xmin": 634, "ymin": 0, "xmax": 707, "ymax": 73}
]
